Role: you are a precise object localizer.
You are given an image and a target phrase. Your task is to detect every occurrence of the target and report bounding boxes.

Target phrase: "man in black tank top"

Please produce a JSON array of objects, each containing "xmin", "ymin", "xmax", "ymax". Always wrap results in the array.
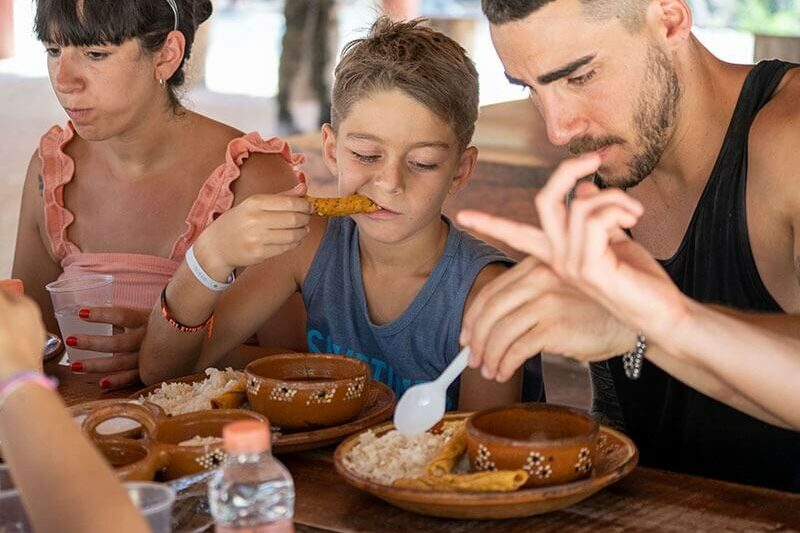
[{"xmin": 467, "ymin": 0, "xmax": 800, "ymax": 492}]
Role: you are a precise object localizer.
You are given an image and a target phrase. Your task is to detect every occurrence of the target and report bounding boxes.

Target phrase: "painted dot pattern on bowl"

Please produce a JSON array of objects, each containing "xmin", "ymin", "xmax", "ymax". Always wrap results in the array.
[
  {"xmin": 306, "ymin": 386, "xmax": 337, "ymax": 405},
  {"xmin": 523, "ymin": 451, "xmax": 554, "ymax": 480},
  {"xmin": 195, "ymin": 448, "xmax": 227, "ymax": 470},
  {"xmin": 574, "ymin": 447, "xmax": 593, "ymax": 475},
  {"xmin": 344, "ymin": 377, "xmax": 366, "ymax": 401},
  {"xmin": 475, "ymin": 444, "xmax": 497, "ymax": 471},
  {"xmin": 268, "ymin": 384, "xmax": 300, "ymax": 402},
  {"xmin": 247, "ymin": 376, "xmax": 262, "ymax": 396}
]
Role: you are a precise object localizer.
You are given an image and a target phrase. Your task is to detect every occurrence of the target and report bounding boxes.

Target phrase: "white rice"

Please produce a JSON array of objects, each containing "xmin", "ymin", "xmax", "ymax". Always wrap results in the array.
[
  {"xmin": 139, "ymin": 367, "xmax": 244, "ymax": 415},
  {"xmin": 344, "ymin": 423, "xmax": 459, "ymax": 485},
  {"xmin": 178, "ymin": 436, "xmax": 224, "ymax": 447}
]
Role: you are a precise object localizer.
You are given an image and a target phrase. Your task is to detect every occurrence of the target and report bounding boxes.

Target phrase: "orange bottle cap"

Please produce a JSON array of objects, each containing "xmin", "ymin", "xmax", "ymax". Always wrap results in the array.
[
  {"xmin": 0, "ymin": 279, "xmax": 24, "ymax": 296},
  {"xmin": 223, "ymin": 420, "xmax": 271, "ymax": 455}
]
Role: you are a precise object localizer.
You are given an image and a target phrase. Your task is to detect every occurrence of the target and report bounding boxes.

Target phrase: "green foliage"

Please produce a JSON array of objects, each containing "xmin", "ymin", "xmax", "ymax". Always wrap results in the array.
[{"xmin": 735, "ymin": 0, "xmax": 800, "ymax": 36}]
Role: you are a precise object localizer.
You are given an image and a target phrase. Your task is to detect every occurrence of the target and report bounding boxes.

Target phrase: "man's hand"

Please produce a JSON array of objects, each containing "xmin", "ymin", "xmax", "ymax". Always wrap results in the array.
[
  {"xmin": 460, "ymin": 257, "xmax": 635, "ymax": 382},
  {"xmin": 458, "ymin": 153, "xmax": 687, "ymax": 381}
]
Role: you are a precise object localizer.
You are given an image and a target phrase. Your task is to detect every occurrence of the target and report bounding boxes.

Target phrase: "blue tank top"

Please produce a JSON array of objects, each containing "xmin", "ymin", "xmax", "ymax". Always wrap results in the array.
[{"xmin": 302, "ymin": 216, "xmax": 514, "ymax": 409}]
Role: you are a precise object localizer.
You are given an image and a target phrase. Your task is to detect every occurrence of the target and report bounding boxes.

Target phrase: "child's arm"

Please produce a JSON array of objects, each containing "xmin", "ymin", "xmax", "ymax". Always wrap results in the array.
[
  {"xmin": 138, "ymin": 211, "xmax": 326, "ymax": 384},
  {"xmin": 11, "ymin": 151, "xmax": 63, "ymax": 333},
  {"xmin": 458, "ymin": 262, "xmax": 524, "ymax": 411}
]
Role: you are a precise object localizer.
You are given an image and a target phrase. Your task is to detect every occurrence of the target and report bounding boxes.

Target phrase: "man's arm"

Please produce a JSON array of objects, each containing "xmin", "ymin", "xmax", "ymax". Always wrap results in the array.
[{"xmin": 458, "ymin": 262, "xmax": 523, "ymax": 411}]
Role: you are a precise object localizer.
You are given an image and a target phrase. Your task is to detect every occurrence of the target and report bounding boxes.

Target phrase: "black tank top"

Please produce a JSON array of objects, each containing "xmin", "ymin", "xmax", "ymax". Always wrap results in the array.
[{"xmin": 598, "ymin": 59, "xmax": 800, "ymax": 492}]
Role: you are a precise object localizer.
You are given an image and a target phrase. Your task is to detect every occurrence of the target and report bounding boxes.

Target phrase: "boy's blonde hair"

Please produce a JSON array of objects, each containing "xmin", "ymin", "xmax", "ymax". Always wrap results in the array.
[{"xmin": 331, "ymin": 17, "xmax": 480, "ymax": 151}]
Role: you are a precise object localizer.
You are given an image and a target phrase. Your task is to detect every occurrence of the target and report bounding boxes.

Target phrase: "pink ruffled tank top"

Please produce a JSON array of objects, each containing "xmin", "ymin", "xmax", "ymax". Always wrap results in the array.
[{"xmin": 39, "ymin": 122, "xmax": 305, "ymax": 311}]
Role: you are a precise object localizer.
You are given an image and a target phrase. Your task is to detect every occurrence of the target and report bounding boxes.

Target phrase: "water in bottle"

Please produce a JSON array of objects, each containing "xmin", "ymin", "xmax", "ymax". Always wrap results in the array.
[{"xmin": 209, "ymin": 420, "xmax": 295, "ymax": 532}]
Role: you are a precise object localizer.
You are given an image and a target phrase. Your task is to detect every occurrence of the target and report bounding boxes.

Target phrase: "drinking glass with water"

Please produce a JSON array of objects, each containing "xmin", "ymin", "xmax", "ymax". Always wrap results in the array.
[{"xmin": 45, "ymin": 275, "xmax": 113, "ymax": 361}]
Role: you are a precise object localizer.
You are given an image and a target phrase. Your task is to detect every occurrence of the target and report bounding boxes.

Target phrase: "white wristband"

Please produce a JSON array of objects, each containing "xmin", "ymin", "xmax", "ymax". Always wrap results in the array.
[{"xmin": 185, "ymin": 245, "xmax": 234, "ymax": 292}]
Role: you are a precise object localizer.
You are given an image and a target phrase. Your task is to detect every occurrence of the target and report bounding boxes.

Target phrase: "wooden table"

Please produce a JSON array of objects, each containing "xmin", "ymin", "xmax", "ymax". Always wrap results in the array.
[
  {"xmin": 51, "ymin": 365, "xmax": 800, "ymax": 533},
  {"xmin": 47, "ymin": 104, "xmax": 800, "ymax": 529}
]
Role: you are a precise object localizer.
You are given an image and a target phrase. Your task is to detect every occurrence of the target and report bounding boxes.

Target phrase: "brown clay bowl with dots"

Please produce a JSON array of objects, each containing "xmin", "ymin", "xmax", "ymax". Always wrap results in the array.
[
  {"xmin": 245, "ymin": 353, "xmax": 371, "ymax": 431},
  {"xmin": 82, "ymin": 402, "xmax": 267, "ymax": 481},
  {"xmin": 466, "ymin": 403, "xmax": 599, "ymax": 488}
]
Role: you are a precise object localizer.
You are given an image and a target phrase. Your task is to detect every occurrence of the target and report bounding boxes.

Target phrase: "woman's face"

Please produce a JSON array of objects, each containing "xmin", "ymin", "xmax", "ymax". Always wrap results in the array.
[{"xmin": 45, "ymin": 39, "xmax": 165, "ymax": 140}]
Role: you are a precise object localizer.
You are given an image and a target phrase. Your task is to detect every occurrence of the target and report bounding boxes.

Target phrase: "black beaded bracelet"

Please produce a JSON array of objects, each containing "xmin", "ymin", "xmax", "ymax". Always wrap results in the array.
[{"xmin": 622, "ymin": 334, "xmax": 646, "ymax": 380}]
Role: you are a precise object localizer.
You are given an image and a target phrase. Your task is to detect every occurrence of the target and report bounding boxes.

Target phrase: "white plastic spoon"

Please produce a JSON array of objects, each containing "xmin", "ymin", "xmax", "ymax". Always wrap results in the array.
[{"xmin": 393, "ymin": 346, "xmax": 471, "ymax": 436}]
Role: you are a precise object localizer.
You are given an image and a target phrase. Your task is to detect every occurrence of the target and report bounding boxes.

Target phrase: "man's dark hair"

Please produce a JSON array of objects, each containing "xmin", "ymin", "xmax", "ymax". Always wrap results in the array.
[{"xmin": 482, "ymin": 0, "xmax": 650, "ymax": 32}]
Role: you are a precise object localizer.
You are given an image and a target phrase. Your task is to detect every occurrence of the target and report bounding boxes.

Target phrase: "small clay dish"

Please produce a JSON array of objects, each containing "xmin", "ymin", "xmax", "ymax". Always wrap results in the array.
[
  {"xmin": 82, "ymin": 403, "xmax": 267, "ymax": 481},
  {"xmin": 152, "ymin": 408, "xmax": 267, "ymax": 480},
  {"xmin": 245, "ymin": 353, "xmax": 371, "ymax": 431},
  {"xmin": 93, "ymin": 438, "xmax": 168, "ymax": 482},
  {"xmin": 71, "ymin": 399, "xmax": 165, "ymax": 439},
  {"xmin": 466, "ymin": 403, "xmax": 599, "ymax": 488}
]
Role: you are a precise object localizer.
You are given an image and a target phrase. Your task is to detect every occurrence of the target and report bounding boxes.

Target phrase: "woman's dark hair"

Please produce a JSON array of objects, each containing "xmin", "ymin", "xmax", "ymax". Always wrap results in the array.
[{"xmin": 34, "ymin": 0, "xmax": 213, "ymax": 108}]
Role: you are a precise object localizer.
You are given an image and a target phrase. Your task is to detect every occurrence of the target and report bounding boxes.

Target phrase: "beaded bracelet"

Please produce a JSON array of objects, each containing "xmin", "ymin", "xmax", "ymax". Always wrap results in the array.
[
  {"xmin": 0, "ymin": 370, "xmax": 59, "ymax": 409},
  {"xmin": 622, "ymin": 334, "xmax": 647, "ymax": 380},
  {"xmin": 160, "ymin": 286, "xmax": 215, "ymax": 338}
]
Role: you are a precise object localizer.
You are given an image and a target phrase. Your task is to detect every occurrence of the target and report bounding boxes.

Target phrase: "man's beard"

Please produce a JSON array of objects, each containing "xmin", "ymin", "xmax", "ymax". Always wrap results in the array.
[{"xmin": 568, "ymin": 44, "xmax": 682, "ymax": 189}]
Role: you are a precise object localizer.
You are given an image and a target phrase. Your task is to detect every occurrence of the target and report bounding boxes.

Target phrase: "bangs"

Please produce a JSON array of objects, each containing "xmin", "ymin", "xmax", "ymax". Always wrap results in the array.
[{"xmin": 34, "ymin": 0, "xmax": 157, "ymax": 46}]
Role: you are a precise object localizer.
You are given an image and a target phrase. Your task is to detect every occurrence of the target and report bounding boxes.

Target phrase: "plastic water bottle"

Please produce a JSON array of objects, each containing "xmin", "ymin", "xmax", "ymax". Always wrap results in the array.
[{"xmin": 209, "ymin": 420, "xmax": 295, "ymax": 532}]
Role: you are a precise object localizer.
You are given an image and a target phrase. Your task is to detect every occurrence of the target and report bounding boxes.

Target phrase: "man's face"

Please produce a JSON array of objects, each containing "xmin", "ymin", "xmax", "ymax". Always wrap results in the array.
[{"xmin": 490, "ymin": 0, "xmax": 681, "ymax": 188}]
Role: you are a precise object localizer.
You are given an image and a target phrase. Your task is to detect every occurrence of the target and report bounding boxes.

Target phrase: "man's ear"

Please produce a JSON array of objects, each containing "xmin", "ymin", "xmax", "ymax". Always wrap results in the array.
[
  {"xmin": 320, "ymin": 123, "xmax": 339, "ymax": 177},
  {"xmin": 154, "ymin": 30, "xmax": 186, "ymax": 82},
  {"xmin": 650, "ymin": 0, "xmax": 692, "ymax": 49},
  {"xmin": 449, "ymin": 146, "xmax": 478, "ymax": 196}
]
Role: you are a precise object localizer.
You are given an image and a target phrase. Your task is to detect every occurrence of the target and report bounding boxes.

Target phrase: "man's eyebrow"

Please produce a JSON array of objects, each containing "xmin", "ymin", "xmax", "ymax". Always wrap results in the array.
[
  {"xmin": 505, "ymin": 72, "xmax": 529, "ymax": 87},
  {"xmin": 537, "ymin": 54, "xmax": 597, "ymax": 85}
]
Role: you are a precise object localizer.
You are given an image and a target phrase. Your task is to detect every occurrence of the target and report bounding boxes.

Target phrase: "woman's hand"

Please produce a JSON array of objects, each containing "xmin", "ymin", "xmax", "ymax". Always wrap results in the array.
[
  {"xmin": 66, "ymin": 306, "xmax": 149, "ymax": 390},
  {"xmin": 192, "ymin": 182, "xmax": 313, "ymax": 281},
  {"xmin": 0, "ymin": 291, "xmax": 46, "ymax": 378}
]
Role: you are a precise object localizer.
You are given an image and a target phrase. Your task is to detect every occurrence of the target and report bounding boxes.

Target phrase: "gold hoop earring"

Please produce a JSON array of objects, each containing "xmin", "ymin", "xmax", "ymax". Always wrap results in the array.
[{"xmin": 159, "ymin": 78, "xmax": 165, "ymax": 87}]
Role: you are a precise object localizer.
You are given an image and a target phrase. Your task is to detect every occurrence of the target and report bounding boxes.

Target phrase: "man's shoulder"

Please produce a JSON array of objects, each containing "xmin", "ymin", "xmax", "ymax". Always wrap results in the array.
[
  {"xmin": 750, "ymin": 66, "xmax": 800, "ymax": 164},
  {"xmin": 748, "ymin": 66, "xmax": 800, "ymax": 202}
]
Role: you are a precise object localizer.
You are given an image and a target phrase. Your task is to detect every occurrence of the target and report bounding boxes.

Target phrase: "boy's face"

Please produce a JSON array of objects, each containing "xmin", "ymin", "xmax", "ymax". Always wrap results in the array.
[
  {"xmin": 322, "ymin": 89, "xmax": 476, "ymax": 244},
  {"xmin": 490, "ymin": 0, "xmax": 682, "ymax": 188}
]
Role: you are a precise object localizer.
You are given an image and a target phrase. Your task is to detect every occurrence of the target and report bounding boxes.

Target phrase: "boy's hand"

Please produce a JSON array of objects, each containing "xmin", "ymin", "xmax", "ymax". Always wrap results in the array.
[
  {"xmin": 0, "ymin": 291, "xmax": 46, "ymax": 378},
  {"xmin": 193, "ymin": 183, "xmax": 313, "ymax": 280}
]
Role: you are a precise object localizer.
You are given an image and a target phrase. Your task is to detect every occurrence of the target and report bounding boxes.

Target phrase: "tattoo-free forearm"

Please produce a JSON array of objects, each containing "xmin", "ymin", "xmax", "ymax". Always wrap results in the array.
[{"xmin": 652, "ymin": 301, "xmax": 800, "ymax": 429}]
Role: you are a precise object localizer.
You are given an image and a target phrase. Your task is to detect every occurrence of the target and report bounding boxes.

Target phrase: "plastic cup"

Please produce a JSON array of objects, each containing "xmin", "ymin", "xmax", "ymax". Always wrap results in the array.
[
  {"xmin": 124, "ymin": 482, "xmax": 176, "ymax": 533},
  {"xmin": 0, "ymin": 481, "xmax": 175, "ymax": 533},
  {"xmin": 45, "ymin": 275, "xmax": 113, "ymax": 360}
]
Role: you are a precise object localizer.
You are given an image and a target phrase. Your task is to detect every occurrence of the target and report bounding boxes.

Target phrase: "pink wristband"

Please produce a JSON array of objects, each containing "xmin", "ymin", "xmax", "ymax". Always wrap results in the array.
[{"xmin": 0, "ymin": 371, "xmax": 59, "ymax": 408}]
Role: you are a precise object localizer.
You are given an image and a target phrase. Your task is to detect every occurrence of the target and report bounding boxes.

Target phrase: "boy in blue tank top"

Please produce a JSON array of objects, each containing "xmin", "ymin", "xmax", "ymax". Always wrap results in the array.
[{"xmin": 141, "ymin": 17, "xmax": 540, "ymax": 411}]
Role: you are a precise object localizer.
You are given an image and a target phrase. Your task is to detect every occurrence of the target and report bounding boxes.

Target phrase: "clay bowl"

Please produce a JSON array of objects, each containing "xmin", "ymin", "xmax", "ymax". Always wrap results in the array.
[
  {"xmin": 93, "ymin": 438, "xmax": 167, "ymax": 482},
  {"xmin": 152, "ymin": 408, "xmax": 267, "ymax": 480},
  {"xmin": 82, "ymin": 402, "xmax": 267, "ymax": 481},
  {"xmin": 466, "ymin": 403, "xmax": 599, "ymax": 488},
  {"xmin": 245, "ymin": 353, "xmax": 371, "ymax": 431},
  {"xmin": 70, "ymin": 399, "xmax": 165, "ymax": 439}
]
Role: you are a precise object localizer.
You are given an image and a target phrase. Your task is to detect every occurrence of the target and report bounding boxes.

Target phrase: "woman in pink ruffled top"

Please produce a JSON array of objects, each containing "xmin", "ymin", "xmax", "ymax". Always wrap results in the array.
[{"xmin": 12, "ymin": 0, "xmax": 311, "ymax": 389}]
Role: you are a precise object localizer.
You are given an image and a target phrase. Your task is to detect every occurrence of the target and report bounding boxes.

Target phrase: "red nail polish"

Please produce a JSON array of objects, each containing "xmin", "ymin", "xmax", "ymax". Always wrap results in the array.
[
  {"xmin": 70, "ymin": 362, "xmax": 84, "ymax": 372},
  {"xmin": 99, "ymin": 379, "xmax": 110, "ymax": 389},
  {"xmin": 66, "ymin": 336, "xmax": 78, "ymax": 347},
  {"xmin": 79, "ymin": 308, "xmax": 90, "ymax": 319}
]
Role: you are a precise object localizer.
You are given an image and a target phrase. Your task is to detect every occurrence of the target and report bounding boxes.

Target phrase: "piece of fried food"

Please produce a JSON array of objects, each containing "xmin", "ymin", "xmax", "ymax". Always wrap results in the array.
[
  {"xmin": 306, "ymin": 195, "xmax": 378, "ymax": 217},
  {"xmin": 427, "ymin": 423, "xmax": 467, "ymax": 476},
  {"xmin": 210, "ymin": 383, "xmax": 246, "ymax": 409},
  {"xmin": 393, "ymin": 470, "xmax": 529, "ymax": 493}
]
